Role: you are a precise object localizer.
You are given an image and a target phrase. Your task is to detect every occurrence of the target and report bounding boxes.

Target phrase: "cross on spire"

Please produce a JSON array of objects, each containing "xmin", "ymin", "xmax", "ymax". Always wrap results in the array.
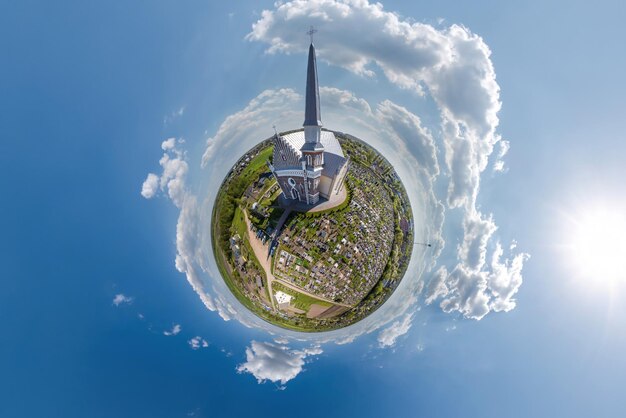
[{"xmin": 307, "ymin": 26, "xmax": 317, "ymax": 43}]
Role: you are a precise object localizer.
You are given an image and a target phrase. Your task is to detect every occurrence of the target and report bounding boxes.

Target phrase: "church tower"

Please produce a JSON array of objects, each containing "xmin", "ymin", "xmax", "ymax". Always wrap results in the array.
[
  {"xmin": 302, "ymin": 41, "xmax": 323, "ymax": 153},
  {"xmin": 301, "ymin": 29, "xmax": 324, "ymax": 160},
  {"xmin": 269, "ymin": 29, "xmax": 347, "ymax": 207},
  {"xmin": 300, "ymin": 31, "xmax": 324, "ymax": 204}
]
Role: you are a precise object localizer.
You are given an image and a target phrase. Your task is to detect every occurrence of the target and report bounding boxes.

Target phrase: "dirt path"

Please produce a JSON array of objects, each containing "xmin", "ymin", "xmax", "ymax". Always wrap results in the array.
[{"xmin": 243, "ymin": 210, "xmax": 277, "ymax": 309}]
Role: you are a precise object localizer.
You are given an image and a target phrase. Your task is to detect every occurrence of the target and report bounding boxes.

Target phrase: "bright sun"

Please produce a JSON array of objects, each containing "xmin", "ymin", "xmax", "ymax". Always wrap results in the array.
[{"xmin": 569, "ymin": 206, "xmax": 626, "ymax": 282}]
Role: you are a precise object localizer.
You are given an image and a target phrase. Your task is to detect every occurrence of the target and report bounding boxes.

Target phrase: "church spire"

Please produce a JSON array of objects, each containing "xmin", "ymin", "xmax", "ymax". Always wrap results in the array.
[
  {"xmin": 302, "ymin": 28, "xmax": 323, "ymax": 151},
  {"xmin": 303, "ymin": 37, "xmax": 322, "ymax": 129}
]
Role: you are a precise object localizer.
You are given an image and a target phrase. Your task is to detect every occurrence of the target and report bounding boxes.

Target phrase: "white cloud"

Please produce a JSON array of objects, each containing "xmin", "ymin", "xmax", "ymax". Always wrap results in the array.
[
  {"xmin": 141, "ymin": 173, "xmax": 159, "ymax": 199},
  {"xmin": 378, "ymin": 313, "xmax": 413, "ymax": 348},
  {"xmin": 140, "ymin": 138, "xmax": 188, "ymax": 208},
  {"xmin": 247, "ymin": 1, "xmax": 449, "ymax": 83},
  {"xmin": 486, "ymin": 243, "xmax": 529, "ymax": 313},
  {"xmin": 188, "ymin": 336, "xmax": 210, "ymax": 350},
  {"xmin": 493, "ymin": 138, "xmax": 510, "ymax": 173},
  {"xmin": 424, "ymin": 266, "xmax": 449, "ymax": 306},
  {"xmin": 237, "ymin": 341, "xmax": 322, "ymax": 386},
  {"xmin": 425, "ymin": 243, "xmax": 529, "ymax": 320},
  {"xmin": 162, "ymin": 137, "xmax": 177, "ymax": 151},
  {"xmin": 163, "ymin": 324, "xmax": 181, "ymax": 336},
  {"xmin": 202, "ymin": 88, "xmax": 301, "ymax": 167},
  {"xmin": 112, "ymin": 293, "xmax": 133, "ymax": 306},
  {"xmin": 141, "ymin": 135, "xmax": 241, "ymax": 322},
  {"xmin": 439, "ymin": 266, "xmax": 491, "ymax": 320},
  {"xmin": 459, "ymin": 211, "xmax": 497, "ymax": 273}
]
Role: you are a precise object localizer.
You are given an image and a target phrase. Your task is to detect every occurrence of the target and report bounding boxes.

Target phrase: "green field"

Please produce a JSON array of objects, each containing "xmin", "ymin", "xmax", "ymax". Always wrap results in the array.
[{"xmin": 272, "ymin": 281, "xmax": 332, "ymax": 312}]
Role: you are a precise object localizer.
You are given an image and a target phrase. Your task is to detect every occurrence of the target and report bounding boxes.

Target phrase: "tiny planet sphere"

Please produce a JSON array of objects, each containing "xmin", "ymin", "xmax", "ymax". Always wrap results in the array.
[{"xmin": 211, "ymin": 39, "xmax": 414, "ymax": 332}]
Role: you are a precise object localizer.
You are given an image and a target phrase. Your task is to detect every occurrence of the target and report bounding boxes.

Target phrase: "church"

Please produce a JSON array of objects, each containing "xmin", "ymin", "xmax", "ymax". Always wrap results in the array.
[{"xmin": 268, "ymin": 38, "xmax": 349, "ymax": 206}]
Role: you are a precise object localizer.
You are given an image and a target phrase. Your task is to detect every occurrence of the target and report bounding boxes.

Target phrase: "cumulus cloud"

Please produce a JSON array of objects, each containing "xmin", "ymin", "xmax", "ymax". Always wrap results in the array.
[
  {"xmin": 378, "ymin": 313, "xmax": 413, "ymax": 348},
  {"xmin": 163, "ymin": 324, "xmax": 182, "ymax": 336},
  {"xmin": 425, "ymin": 267, "xmax": 449, "ymax": 306},
  {"xmin": 171, "ymin": 194, "xmax": 237, "ymax": 322},
  {"xmin": 188, "ymin": 336, "xmax": 209, "ymax": 350},
  {"xmin": 237, "ymin": 341, "xmax": 323, "ymax": 386},
  {"xmin": 112, "ymin": 294, "xmax": 133, "ymax": 306},
  {"xmin": 425, "ymin": 243, "xmax": 529, "ymax": 320},
  {"xmin": 459, "ymin": 211, "xmax": 497, "ymax": 272},
  {"xmin": 140, "ymin": 138, "xmax": 188, "ymax": 208},
  {"xmin": 486, "ymin": 243, "xmax": 529, "ymax": 313},
  {"xmin": 493, "ymin": 138, "xmax": 510, "ymax": 173},
  {"xmin": 141, "ymin": 173, "xmax": 159, "ymax": 199},
  {"xmin": 141, "ymin": 133, "xmax": 242, "ymax": 323},
  {"xmin": 247, "ymin": 0, "xmax": 449, "ymax": 83}
]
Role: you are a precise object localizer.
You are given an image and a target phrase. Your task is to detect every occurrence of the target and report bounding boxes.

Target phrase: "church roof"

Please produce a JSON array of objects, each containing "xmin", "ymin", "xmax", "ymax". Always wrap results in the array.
[
  {"xmin": 274, "ymin": 130, "xmax": 347, "ymax": 177},
  {"xmin": 281, "ymin": 130, "xmax": 344, "ymax": 158},
  {"xmin": 303, "ymin": 43, "xmax": 322, "ymax": 127}
]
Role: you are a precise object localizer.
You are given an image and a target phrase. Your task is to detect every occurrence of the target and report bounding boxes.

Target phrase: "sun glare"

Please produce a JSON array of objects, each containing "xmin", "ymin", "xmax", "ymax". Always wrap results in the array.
[{"xmin": 568, "ymin": 206, "xmax": 626, "ymax": 282}]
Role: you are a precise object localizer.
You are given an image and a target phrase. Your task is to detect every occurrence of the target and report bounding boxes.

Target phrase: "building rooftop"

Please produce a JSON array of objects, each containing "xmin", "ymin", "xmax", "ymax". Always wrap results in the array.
[{"xmin": 277, "ymin": 130, "xmax": 347, "ymax": 176}]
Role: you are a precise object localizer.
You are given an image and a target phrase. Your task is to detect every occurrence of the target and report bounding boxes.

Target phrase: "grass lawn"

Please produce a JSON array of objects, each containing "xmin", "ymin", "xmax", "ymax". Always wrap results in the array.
[
  {"xmin": 232, "ymin": 206, "xmax": 247, "ymax": 237},
  {"xmin": 240, "ymin": 146, "xmax": 273, "ymax": 183},
  {"xmin": 272, "ymin": 282, "xmax": 332, "ymax": 312}
]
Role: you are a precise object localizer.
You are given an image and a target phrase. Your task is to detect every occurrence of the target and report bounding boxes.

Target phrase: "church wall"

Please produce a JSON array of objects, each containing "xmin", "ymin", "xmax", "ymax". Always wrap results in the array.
[
  {"xmin": 273, "ymin": 136, "xmax": 301, "ymax": 169},
  {"xmin": 276, "ymin": 175, "xmax": 309, "ymax": 203},
  {"xmin": 319, "ymin": 175, "xmax": 333, "ymax": 199},
  {"xmin": 332, "ymin": 160, "xmax": 349, "ymax": 194}
]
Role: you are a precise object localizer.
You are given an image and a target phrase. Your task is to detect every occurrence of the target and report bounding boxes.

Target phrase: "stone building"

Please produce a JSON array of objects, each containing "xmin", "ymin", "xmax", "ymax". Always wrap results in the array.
[{"xmin": 268, "ymin": 40, "xmax": 348, "ymax": 205}]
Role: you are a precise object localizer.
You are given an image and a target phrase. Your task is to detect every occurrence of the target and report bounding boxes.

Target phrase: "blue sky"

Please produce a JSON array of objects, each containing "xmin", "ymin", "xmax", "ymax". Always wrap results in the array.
[{"xmin": 2, "ymin": 1, "xmax": 626, "ymax": 417}]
